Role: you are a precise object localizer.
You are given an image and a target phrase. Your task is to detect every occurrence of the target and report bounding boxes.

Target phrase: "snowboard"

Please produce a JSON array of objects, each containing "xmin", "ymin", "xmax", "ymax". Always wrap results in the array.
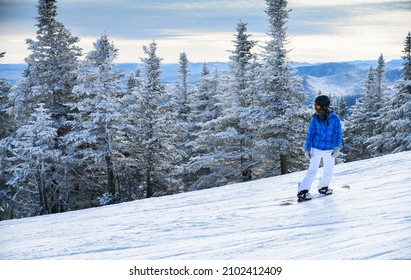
[{"xmin": 280, "ymin": 185, "xmax": 350, "ymax": 205}]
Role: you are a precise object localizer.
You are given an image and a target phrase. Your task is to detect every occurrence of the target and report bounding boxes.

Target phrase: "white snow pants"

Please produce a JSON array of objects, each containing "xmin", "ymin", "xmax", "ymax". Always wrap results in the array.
[{"xmin": 299, "ymin": 148, "xmax": 335, "ymax": 192}]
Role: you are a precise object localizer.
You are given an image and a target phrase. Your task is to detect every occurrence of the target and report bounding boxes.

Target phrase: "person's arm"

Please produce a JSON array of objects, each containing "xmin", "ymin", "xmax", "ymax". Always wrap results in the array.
[
  {"xmin": 304, "ymin": 117, "xmax": 315, "ymax": 152},
  {"xmin": 334, "ymin": 116, "xmax": 342, "ymax": 149},
  {"xmin": 331, "ymin": 116, "xmax": 342, "ymax": 157}
]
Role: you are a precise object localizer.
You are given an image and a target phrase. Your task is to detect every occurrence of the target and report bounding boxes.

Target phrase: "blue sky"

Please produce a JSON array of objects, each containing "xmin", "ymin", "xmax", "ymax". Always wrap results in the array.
[{"xmin": 0, "ymin": 0, "xmax": 410, "ymax": 63}]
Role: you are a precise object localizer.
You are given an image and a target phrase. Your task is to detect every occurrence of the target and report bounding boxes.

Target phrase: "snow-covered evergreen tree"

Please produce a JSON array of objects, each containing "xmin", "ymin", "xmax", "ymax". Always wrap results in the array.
[
  {"xmin": 186, "ymin": 63, "xmax": 214, "ymax": 156},
  {"xmin": 134, "ymin": 41, "xmax": 184, "ymax": 197},
  {"xmin": 401, "ymin": 31, "xmax": 411, "ymax": 81},
  {"xmin": 173, "ymin": 53, "xmax": 191, "ymax": 155},
  {"xmin": 377, "ymin": 32, "xmax": 411, "ymax": 153},
  {"xmin": 191, "ymin": 20, "xmax": 260, "ymax": 184},
  {"xmin": 0, "ymin": 51, "xmax": 12, "ymax": 142},
  {"xmin": 254, "ymin": 0, "xmax": 308, "ymax": 176},
  {"xmin": 223, "ymin": 21, "xmax": 259, "ymax": 182},
  {"xmin": 185, "ymin": 63, "xmax": 224, "ymax": 190},
  {"xmin": 187, "ymin": 22, "xmax": 259, "ymax": 189},
  {"xmin": 3, "ymin": 0, "xmax": 81, "ymax": 215},
  {"xmin": 364, "ymin": 54, "xmax": 389, "ymax": 156},
  {"xmin": 375, "ymin": 54, "xmax": 387, "ymax": 105},
  {"xmin": 7, "ymin": 0, "xmax": 81, "ymax": 129},
  {"xmin": 126, "ymin": 68, "xmax": 143, "ymax": 92},
  {"xmin": 0, "ymin": 52, "xmax": 13, "ymax": 218},
  {"xmin": 346, "ymin": 54, "xmax": 389, "ymax": 160},
  {"xmin": 6, "ymin": 104, "xmax": 62, "ymax": 217},
  {"xmin": 344, "ymin": 68, "xmax": 376, "ymax": 161},
  {"xmin": 115, "ymin": 67, "xmax": 146, "ymax": 201},
  {"xmin": 175, "ymin": 52, "xmax": 191, "ymax": 124},
  {"xmin": 64, "ymin": 34, "xmax": 124, "ymax": 205},
  {"xmin": 334, "ymin": 95, "xmax": 348, "ymax": 120},
  {"xmin": 170, "ymin": 53, "xmax": 195, "ymax": 189}
]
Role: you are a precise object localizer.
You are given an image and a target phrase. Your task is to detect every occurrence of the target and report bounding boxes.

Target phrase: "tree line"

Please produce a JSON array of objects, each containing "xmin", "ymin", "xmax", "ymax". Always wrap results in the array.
[{"xmin": 0, "ymin": 0, "xmax": 410, "ymax": 220}]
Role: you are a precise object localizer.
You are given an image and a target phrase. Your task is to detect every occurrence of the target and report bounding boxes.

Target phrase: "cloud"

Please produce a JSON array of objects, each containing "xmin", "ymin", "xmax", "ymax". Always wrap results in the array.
[
  {"xmin": 289, "ymin": 0, "xmax": 411, "ymax": 35},
  {"xmin": 0, "ymin": 1, "xmax": 36, "ymax": 24},
  {"xmin": 54, "ymin": 0, "xmax": 265, "ymax": 39},
  {"xmin": 289, "ymin": 0, "xmax": 410, "ymax": 8},
  {"xmin": 287, "ymin": 1, "xmax": 411, "ymax": 62},
  {"xmin": 0, "ymin": 0, "xmax": 410, "ymax": 63}
]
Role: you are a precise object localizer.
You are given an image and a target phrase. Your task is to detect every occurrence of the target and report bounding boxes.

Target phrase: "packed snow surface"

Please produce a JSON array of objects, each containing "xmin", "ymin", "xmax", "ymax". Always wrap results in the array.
[{"xmin": 1, "ymin": 152, "xmax": 411, "ymax": 260}]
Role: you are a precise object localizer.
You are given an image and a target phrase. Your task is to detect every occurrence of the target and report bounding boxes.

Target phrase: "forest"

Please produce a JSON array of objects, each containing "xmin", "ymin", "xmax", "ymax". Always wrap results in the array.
[{"xmin": 0, "ymin": 0, "xmax": 410, "ymax": 220}]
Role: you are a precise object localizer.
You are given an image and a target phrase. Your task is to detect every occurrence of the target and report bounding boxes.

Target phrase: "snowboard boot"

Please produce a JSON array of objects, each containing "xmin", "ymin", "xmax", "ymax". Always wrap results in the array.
[
  {"xmin": 297, "ymin": 190, "xmax": 313, "ymax": 201},
  {"xmin": 318, "ymin": 186, "xmax": 333, "ymax": 195}
]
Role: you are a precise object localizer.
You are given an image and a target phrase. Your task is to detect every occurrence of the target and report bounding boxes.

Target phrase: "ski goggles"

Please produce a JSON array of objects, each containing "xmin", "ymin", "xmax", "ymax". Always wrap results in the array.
[{"xmin": 315, "ymin": 104, "xmax": 327, "ymax": 110}]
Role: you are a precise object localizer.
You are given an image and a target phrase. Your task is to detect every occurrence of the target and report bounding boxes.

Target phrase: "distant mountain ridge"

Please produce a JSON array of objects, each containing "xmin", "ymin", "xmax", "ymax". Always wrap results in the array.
[
  {"xmin": 0, "ymin": 59, "xmax": 402, "ymax": 104},
  {"xmin": 293, "ymin": 60, "xmax": 401, "ymax": 105},
  {"xmin": 295, "ymin": 62, "xmax": 359, "ymax": 77}
]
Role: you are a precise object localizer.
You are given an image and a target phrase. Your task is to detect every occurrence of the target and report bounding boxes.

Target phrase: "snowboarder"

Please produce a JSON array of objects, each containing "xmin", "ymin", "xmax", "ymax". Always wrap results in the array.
[{"xmin": 297, "ymin": 95, "xmax": 342, "ymax": 200}]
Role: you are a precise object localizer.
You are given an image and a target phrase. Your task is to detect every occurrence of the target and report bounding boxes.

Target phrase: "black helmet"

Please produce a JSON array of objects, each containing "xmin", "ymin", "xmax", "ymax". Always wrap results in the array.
[{"xmin": 315, "ymin": 95, "xmax": 330, "ymax": 107}]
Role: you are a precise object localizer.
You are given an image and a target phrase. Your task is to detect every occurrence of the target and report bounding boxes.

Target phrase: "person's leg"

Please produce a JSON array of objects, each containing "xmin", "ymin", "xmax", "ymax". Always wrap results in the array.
[
  {"xmin": 299, "ymin": 148, "xmax": 322, "ymax": 192},
  {"xmin": 318, "ymin": 150, "xmax": 335, "ymax": 190}
]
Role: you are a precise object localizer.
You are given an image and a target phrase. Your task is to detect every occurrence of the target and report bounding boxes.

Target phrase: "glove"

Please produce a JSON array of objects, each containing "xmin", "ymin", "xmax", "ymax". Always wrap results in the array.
[
  {"xmin": 332, "ymin": 147, "xmax": 340, "ymax": 158},
  {"xmin": 305, "ymin": 150, "xmax": 311, "ymax": 160}
]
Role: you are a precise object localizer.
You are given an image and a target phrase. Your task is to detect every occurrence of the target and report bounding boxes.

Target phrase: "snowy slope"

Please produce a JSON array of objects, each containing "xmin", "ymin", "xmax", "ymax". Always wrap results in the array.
[{"xmin": 1, "ymin": 152, "xmax": 411, "ymax": 260}]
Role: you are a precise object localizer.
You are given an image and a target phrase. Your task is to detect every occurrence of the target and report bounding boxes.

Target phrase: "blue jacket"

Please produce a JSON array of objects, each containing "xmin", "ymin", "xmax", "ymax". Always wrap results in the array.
[{"xmin": 304, "ymin": 111, "xmax": 342, "ymax": 151}]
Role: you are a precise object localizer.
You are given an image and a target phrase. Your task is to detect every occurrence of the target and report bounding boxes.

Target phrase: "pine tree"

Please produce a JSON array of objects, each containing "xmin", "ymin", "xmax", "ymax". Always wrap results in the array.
[
  {"xmin": 229, "ymin": 21, "xmax": 257, "ymax": 102},
  {"xmin": 6, "ymin": 104, "xmax": 61, "ymax": 217},
  {"xmin": 64, "ymin": 34, "xmax": 124, "ymax": 205},
  {"xmin": 7, "ymin": 0, "xmax": 81, "ymax": 129},
  {"xmin": 3, "ymin": 1, "xmax": 81, "ymax": 217},
  {"xmin": 173, "ymin": 53, "xmax": 191, "ymax": 158},
  {"xmin": 0, "ymin": 52, "xmax": 13, "ymax": 219},
  {"xmin": 254, "ymin": 0, "xmax": 308, "ymax": 176},
  {"xmin": 189, "ymin": 21, "xmax": 260, "ymax": 185},
  {"xmin": 380, "ymin": 32, "xmax": 411, "ymax": 153},
  {"xmin": 186, "ymin": 63, "xmax": 214, "ymax": 153},
  {"xmin": 115, "ymin": 67, "xmax": 146, "ymax": 201},
  {"xmin": 345, "ymin": 67, "xmax": 377, "ymax": 160},
  {"xmin": 225, "ymin": 21, "xmax": 258, "ymax": 181},
  {"xmin": 0, "ymin": 52, "xmax": 12, "ymax": 141},
  {"xmin": 375, "ymin": 54, "xmax": 387, "ymax": 107},
  {"xmin": 175, "ymin": 52, "xmax": 191, "ymax": 123},
  {"xmin": 401, "ymin": 31, "xmax": 411, "ymax": 81},
  {"xmin": 185, "ymin": 63, "xmax": 222, "ymax": 189},
  {"xmin": 171, "ymin": 53, "xmax": 194, "ymax": 189},
  {"xmin": 187, "ymin": 22, "xmax": 259, "ymax": 189},
  {"xmin": 136, "ymin": 41, "xmax": 184, "ymax": 197},
  {"xmin": 346, "ymin": 53, "xmax": 390, "ymax": 160},
  {"xmin": 363, "ymin": 54, "xmax": 388, "ymax": 156},
  {"xmin": 335, "ymin": 95, "xmax": 348, "ymax": 120}
]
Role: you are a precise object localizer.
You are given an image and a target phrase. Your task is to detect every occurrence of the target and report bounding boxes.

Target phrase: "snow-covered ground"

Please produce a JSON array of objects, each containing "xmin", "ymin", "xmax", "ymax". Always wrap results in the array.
[{"xmin": 1, "ymin": 152, "xmax": 411, "ymax": 260}]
